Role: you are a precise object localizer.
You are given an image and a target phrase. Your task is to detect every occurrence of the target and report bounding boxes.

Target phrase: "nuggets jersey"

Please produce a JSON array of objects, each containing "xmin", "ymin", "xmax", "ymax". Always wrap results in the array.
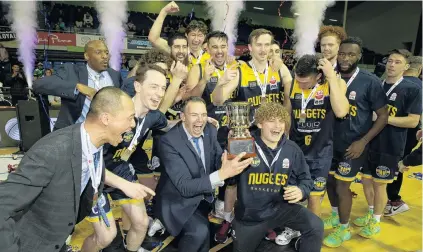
[
  {"xmin": 198, "ymin": 60, "xmax": 239, "ymax": 127},
  {"xmin": 289, "ymin": 80, "xmax": 334, "ymax": 158},
  {"xmin": 188, "ymin": 51, "xmax": 211, "ymax": 71},
  {"xmin": 164, "ymin": 73, "xmax": 183, "ymax": 120},
  {"xmin": 236, "ymin": 61, "xmax": 283, "ymax": 121}
]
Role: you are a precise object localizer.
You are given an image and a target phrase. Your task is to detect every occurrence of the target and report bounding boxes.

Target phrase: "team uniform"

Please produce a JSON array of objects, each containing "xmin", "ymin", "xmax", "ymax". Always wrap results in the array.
[
  {"xmin": 87, "ymin": 112, "xmax": 167, "ymax": 222},
  {"xmin": 188, "ymin": 51, "xmax": 211, "ymax": 71},
  {"xmin": 289, "ymin": 79, "xmax": 334, "ymax": 195},
  {"xmin": 236, "ymin": 61, "xmax": 284, "ymax": 122},
  {"xmin": 231, "ymin": 130, "xmax": 318, "ymax": 252},
  {"xmin": 331, "ymin": 69, "xmax": 387, "ymax": 181},
  {"xmin": 362, "ymin": 78, "xmax": 422, "ymax": 183}
]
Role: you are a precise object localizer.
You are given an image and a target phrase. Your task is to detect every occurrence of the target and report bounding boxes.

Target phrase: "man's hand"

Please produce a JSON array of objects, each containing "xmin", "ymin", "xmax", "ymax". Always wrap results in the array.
[
  {"xmin": 218, "ymin": 151, "xmax": 253, "ymax": 180},
  {"xmin": 207, "ymin": 117, "xmax": 219, "ymax": 128},
  {"xmin": 204, "ymin": 60, "xmax": 216, "ymax": 80},
  {"xmin": 398, "ymin": 160, "xmax": 409, "ymax": 173},
  {"xmin": 173, "ymin": 84, "xmax": 187, "ymax": 104},
  {"xmin": 219, "ymin": 65, "xmax": 238, "ymax": 85},
  {"xmin": 269, "ymin": 56, "xmax": 284, "ymax": 72},
  {"xmin": 171, "ymin": 61, "xmax": 188, "ymax": 81},
  {"xmin": 121, "ymin": 181, "xmax": 156, "ymax": 200},
  {"xmin": 345, "ymin": 139, "xmax": 367, "ymax": 159},
  {"xmin": 76, "ymin": 83, "xmax": 97, "ymax": 100},
  {"xmin": 317, "ymin": 58, "xmax": 337, "ymax": 79},
  {"xmin": 283, "ymin": 186, "xmax": 303, "ymax": 203},
  {"xmin": 162, "ymin": 1, "xmax": 179, "ymax": 14}
]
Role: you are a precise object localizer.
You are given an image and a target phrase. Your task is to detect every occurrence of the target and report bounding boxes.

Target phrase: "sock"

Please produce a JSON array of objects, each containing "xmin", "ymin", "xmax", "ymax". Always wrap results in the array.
[
  {"xmin": 341, "ymin": 223, "xmax": 349, "ymax": 228},
  {"xmin": 223, "ymin": 211, "xmax": 233, "ymax": 223},
  {"xmin": 369, "ymin": 206, "xmax": 374, "ymax": 214},
  {"xmin": 373, "ymin": 214, "xmax": 381, "ymax": 222},
  {"xmin": 331, "ymin": 207, "xmax": 339, "ymax": 215}
]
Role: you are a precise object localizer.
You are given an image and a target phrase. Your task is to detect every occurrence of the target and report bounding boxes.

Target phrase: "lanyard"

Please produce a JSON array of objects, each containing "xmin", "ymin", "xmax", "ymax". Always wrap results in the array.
[
  {"xmin": 81, "ymin": 124, "xmax": 103, "ymax": 194},
  {"xmin": 301, "ymin": 84, "xmax": 320, "ymax": 113},
  {"xmin": 251, "ymin": 61, "xmax": 269, "ymax": 98},
  {"xmin": 254, "ymin": 142, "xmax": 282, "ymax": 173},
  {"xmin": 127, "ymin": 117, "xmax": 146, "ymax": 151},
  {"xmin": 194, "ymin": 50, "xmax": 204, "ymax": 65},
  {"xmin": 346, "ymin": 67, "xmax": 360, "ymax": 87},
  {"xmin": 214, "ymin": 63, "xmax": 227, "ymax": 79},
  {"xmin": 333, "ymin": 63, "xmax": 337, "ymax": 70},
  {"xmin": 383, "ymin": 77, "xmax": 403, "ymax": 97}
]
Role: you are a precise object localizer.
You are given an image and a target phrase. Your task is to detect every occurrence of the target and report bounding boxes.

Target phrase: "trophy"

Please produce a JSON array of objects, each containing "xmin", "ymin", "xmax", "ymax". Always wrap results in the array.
[{"xmin": 226, "ymin": 102, "xmax": 256, "ymax": 160}]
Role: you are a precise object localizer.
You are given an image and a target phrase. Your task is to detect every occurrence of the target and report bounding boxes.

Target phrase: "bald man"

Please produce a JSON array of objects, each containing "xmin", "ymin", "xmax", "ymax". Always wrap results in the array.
[
  {"xmin": 0, "ymin": 87, "xmax": 155, "ymax": 252},
  {"xmin": 33, "ymin": 40, "xmax": 134, "ymax": 130}
]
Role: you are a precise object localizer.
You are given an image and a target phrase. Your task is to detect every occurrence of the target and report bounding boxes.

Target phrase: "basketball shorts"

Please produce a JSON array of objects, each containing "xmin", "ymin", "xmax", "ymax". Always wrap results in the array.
[
  {"xmin": 332, "ymin": 147, "xmax": 368, "ymax": 182},
  {"xmin": 361, "ymin": 151, "xmax": 400, "ymax": 183},
  {"xmin": 87, "ymin": 193, "xmax": 113, "ymax": 223}
]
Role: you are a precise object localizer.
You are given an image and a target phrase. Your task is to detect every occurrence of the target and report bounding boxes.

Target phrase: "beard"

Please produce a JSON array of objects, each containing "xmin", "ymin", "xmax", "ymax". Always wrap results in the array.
[
  {"xmin": 172, "ymin": 53, "xmax": 188, "ymax": 66},
  {"xmin": 338, "ymin": 61, "xmax": 359, "ymax": 74}
]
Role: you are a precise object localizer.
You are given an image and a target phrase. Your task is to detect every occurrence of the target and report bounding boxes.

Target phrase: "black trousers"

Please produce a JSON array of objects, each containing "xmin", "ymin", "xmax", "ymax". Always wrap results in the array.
[
  {"xmin": 232, "ymin": 202, "xmax": 323, "ymax": 252},
  {"xmin": 178, "ymin": 201, "xmax": 211, "ymax": 252}
]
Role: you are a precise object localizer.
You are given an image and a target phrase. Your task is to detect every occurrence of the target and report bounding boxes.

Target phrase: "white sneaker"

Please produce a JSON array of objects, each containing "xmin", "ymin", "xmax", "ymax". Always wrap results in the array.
[
  {"xmin": 275, "ymin": 227, "xmax": 301, "ymax": 246},
  {"xmin": 384, "ymin": 200, "xmax": 410, "ymax": 216},
  {"xmin": 137, "ymin": 248, "xmax": 150, "ymax": 252},
  {"xmin": 148, "ymin": 219, "xmax": 165, "ymax": 237},
  {"xmin": 211, "ymin": 199, "xmax": 225, "ymax": 219}
]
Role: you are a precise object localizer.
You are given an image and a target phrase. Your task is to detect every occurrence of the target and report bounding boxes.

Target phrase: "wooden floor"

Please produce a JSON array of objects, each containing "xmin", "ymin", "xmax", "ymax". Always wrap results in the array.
[{"xmin": 1, "ymin": 145, "xmax": 421, "ymax": 252}]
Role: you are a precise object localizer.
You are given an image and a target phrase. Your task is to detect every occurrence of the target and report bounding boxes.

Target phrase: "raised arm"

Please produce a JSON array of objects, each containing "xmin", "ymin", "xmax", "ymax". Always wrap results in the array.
[{"xmin": 159, "ymin": 61, "xmax": 188, "ymax": 113}]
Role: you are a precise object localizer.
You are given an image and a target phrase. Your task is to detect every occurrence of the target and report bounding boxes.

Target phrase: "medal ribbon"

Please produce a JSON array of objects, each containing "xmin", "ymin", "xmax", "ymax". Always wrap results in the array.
[
  {"xmin": 301, "ymin": 84, "xmax": 320, "ymax": 114},
  {"xmin": 383, "ymin": 77, "xmax": 403, "ymax": 97},
  {"xmin": 346, "ymin": 67, "xmax": 360, "ymax": 87},
  {"xmin": 127, "ymin": 117, "xmax": 146, "ymax": 151},
  {"xmin": 251, "ymin": 61, "xmax": 269, "ymax": 98},
  {"xmin": 254, "ymin": 142, "xmax": 282, "ymax": 173},
  {"xmin": 81, "ymin": 123, "xmax": 103, "ymax": 195}
]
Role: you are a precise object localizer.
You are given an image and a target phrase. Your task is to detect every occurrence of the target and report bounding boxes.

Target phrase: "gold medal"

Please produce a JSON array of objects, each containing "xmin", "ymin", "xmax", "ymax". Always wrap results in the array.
[
  {"xmin": 121, "ymin": 148, "xmax": 134, "ymax": 161},
  {"xmin": 92, "ymin": 192, "xmax": 99, "ymax": 206},
  {"xmin": 299, "ymin": 112, "xmax": 307, "ymax": 123}
]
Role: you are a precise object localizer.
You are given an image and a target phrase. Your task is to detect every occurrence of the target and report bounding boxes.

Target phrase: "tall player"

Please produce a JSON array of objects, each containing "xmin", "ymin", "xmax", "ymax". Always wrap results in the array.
[
  {"xmin": 148, "ymin": 1, "xmax": 209, "ymax": 68},
  {"xmin": 353, "ymin": 49, "xmax": 421, "ymax": 239},
  {"xmin": 322, "ymin": 37, "xmax": 389, "ymax": 248},
  {"xmin": 277, "ymin": 54, "xmax": 349, "ymax": 245},
  {"xmin": 211, "ymin": 28, "xmax": 292, "ymax": 243},
  {"xmin": 318, "ymin": 25, "xmax": 347, "ymax": 67}
]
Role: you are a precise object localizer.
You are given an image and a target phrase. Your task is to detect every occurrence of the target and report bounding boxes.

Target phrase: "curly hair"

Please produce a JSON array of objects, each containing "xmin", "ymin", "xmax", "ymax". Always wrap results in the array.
[
  {"xmin": 318, "ymin": 25, "xmax": 347, "ymax": 43},
  {"xmin": 255, "ymin": 102, "xmax": 291, "ymax": 133}
]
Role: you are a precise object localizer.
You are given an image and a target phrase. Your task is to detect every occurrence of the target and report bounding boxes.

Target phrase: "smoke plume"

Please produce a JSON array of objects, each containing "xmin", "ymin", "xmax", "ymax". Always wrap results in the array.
[
  {"xmin": 206, "ymin": 0, "xmax": 245, "ymax": 56},
  {"xmin": 95, "ymin": 1, "xmax": 128, "ymax": 71},
  {"xmin": 7, "ymin": 1, "xmax": 38, "ymax": 88},
  {"xmin": 291, "ymin": 0, "xmax": 335, "ymax": 58}
]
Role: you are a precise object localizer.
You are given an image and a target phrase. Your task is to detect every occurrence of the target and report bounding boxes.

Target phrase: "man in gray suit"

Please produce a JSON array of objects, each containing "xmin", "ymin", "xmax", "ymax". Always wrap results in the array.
[
  {"xmin": 33, "ymin": 40, "xmax": 133, "ymax": 130},
  {"xmin": 0, "ymin": 87, "xmax": 155, "ymax": 252}
]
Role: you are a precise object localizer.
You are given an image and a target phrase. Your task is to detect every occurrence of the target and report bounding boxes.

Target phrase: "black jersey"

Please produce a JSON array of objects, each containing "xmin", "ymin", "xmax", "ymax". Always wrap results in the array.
[
  {"xmin": 370, "ymin": 78, "xmax": 422, "ymax": 157},
  {"xmin": 289, "ymin": 79, "xmax": 335, "ymax": 159},
  {"xmin": 334, "ymin": 69, "xmax": 388, "ymax": 152}
]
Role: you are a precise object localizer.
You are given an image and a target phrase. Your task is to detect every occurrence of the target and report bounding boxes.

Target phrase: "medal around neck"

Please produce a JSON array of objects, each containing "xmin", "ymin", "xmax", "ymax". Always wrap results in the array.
[{"xmin": 226, "ymin": 102, "xmax": 256, "ymax": 160}]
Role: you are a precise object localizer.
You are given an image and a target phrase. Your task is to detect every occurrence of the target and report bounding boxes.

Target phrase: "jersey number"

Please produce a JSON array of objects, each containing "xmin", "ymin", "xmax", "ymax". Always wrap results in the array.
[
  {"xmin": 305, "ymin": 135, "xmax": 312, "ymax": 146},
  {"xmin": 221, "ymin": 115, "xmax": 228, "ymax": 127}
]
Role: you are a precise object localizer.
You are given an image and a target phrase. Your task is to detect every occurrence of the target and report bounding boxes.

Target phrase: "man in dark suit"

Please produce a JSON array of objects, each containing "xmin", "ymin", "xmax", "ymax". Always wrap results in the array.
[
  {"xmin": 33, "ymin": 40, "xmax": 133, "ymax": 130},
  {"xmin": 0, "ymin": 87, "xmax": 155, "ymax": 252},
  {"xmin": 154, "ymin": 96, "xmax": 253, "ymax": 252}
]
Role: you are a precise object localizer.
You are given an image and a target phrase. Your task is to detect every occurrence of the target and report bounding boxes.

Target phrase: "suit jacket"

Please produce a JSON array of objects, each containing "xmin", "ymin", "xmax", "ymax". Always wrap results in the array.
[
  {"xmin": 154, "ymin": 122, "xmax": 223, "ymax": 236},
  {"xmin": 33, "ymin": 63, "xmax": 131, "ymax": 130},
  {"xmin": 0, "ymin": 124, "xmax": 105, "ymax": 252}
]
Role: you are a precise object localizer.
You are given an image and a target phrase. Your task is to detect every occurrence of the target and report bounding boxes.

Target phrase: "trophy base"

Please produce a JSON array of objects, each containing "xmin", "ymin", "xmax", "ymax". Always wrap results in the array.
[{"xmin": 227, "ymin": 137, "xmax": 256, "ymax": 160}]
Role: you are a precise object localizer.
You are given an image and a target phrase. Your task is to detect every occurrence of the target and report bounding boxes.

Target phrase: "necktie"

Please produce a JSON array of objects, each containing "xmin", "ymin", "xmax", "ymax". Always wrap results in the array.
[
  {"xmin": 77, "ymin": 73, "xmax": 102, "ymax": 123},
  {"xmin": 192, "ymin": 137, "xmax": 202, "ymax": 157}
]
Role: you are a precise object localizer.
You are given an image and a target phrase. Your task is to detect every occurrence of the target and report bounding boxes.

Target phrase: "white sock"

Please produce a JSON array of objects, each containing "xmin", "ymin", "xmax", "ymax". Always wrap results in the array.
[
  {"xmin": 373, "ymin": 214, "xmax": 381, "ymax": 222},
  {"xmin": 331, "ymin": 207, "xmax": 338, "ymax": 214},
  {"xmin": 369, "ymin": 206, "xmax": 374, "ymax": 212},
  {"xmin": 223, "ymin": 211, "xmax": 233, "ymax": 223}
]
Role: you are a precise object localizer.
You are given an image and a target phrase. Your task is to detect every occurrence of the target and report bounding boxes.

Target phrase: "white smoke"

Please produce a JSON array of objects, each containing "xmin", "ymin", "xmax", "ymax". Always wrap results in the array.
[
  {"xmin": 205, "ymin": 0, "xmax": 245, "ymax": 56},
  {"xmin": 7, "ymin": 1, "xmax": 38, "ymax": 88},
  {"xmin": 95, "ymin": 1, "xmax": 128, "ymax": 71},
  {"xmin": 291, "ymin": 0, "xmax": 335, "ymax": 58}
]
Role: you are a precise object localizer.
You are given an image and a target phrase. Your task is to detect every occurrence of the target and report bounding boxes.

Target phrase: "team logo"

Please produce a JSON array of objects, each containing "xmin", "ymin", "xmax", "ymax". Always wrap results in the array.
[
  {"xmin": 282, "ymin": 158, "xmax": 290, "ymax": 169},
  {"xmin": 349, "ymin": 91, "xmax": 356, "ymax": 100},
  {"xmin": 376, "ymin": 165, "xmax": 390, "ymax": 178},
  {"xmin": 148, "ymin": 156, "xmax": 160, "ymax": 171},
  {"xmin": 338, "ymin": 162, "xmax": 351, "ymax": 176},
  {"xmin": 248, "ymin": 81, "xmax": 257, "ymax": 88},
  {"xmin": 270, "ymin": 76, "xmax": 277, "ymax": 85},
  {"xmin": 313, "ymin": 177, "xmax": 326, "ymax": 191},
  {"xmin": 123, "ymin": 131, "xmax": 134, "ymax": 142},
  {"xmin": 389, "ymin": 93, "xmax": 397, "ymax": 101},
  {"xmin": 210, "ymin": 76, "xmax": 218, "ymax": 83},
  {"xmin": 129, "ymin": 163, "xmax": 135, "ymax": 175},
  {"xmin": 269, "ymin": 76, "xmax": 278, "ymax": 90},
  {"xmin": 315, "ymin": 90, "xmax": 324, "ymax": 100},
  {"xmin": 251, "ymin": 156, "xmax": 261, "ymax": 167},
  {"xmin": 294, "ymin": 93, "xmax": 302, "ymax": 100}
]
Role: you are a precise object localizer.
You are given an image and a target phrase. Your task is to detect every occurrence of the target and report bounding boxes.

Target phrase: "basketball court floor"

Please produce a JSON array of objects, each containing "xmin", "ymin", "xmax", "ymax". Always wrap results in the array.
[{"xmin": 0, "ymin": 142, "xmax": 421, "ymax": 252}]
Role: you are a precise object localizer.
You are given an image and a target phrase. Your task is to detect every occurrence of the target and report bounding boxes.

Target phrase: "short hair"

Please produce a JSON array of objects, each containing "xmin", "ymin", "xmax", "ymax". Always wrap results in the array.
[
  {"xmin": 206, "ymin": 31, "xmax": 228, "ymax": 43},
  {"xmin": 340, "ymin": 36, "xmax": 363, "ymax": 51},
  {"xmin": 318, "ymin": 25, "xmax": 347, "ymax": 43},
  {"xmin": 255, "ymin": 102, "xmax": 291, "ymax": 133},
  {"xmin": 408, "ymin": 56, "xmax": 422, "ymax": 70},
  {"xmin": 84, "ymin": 40, "xmax": 106, "ymax": 53},
  {"xmin": 181, "ymin": 96, "xmax": 206, "ymax": 113},
  {"xmin": 135, "ymin": 64, "xmax": 167, "ymax": 83},
  {"xmin": 186, "ymin": 20, "xmax": 208, "ymax": 35},
  {"xmin": 88, "ymin": 86, "xmax": 130, "ymax": 117},
  {"xmin": 271, "ymin": 39, "xmax": 281, "ymax": 47},
  {"xmin": 248, "ymin": 29, "xmax": 274, "ymax": 45},
  {"xmin": 169, "ymin": 33, "xmax": 188, "ymax": 47},
  {"xmin": 294, "ymin": 54, "xmax": 320, "ymax": 77},
  {"xmin": 389, "ymin": 49, "xmax": 412, "ymax": 64}
]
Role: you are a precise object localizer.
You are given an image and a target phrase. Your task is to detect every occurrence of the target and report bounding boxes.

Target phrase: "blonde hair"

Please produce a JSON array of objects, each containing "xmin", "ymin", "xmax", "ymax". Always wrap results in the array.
[{"xmin": 255, "ymin": 102, "xmax": 291, "ymax": 133}]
